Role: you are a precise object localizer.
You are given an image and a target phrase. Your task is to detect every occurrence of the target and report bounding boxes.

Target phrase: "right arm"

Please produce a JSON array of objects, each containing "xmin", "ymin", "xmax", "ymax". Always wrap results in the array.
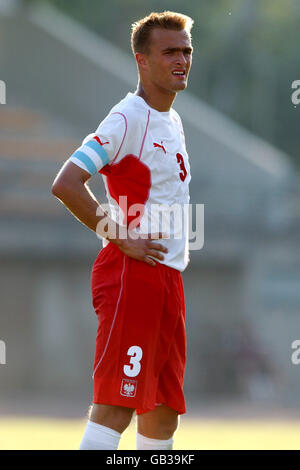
[{"xmin": 51, "ymin": 161, "xmax": 168, "ymax": 266}]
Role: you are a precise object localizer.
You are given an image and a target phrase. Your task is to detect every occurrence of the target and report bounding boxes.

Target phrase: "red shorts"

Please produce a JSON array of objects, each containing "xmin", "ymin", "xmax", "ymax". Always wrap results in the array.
[{"xmin": 91, "ymin": 241, "xmax": 186, "ymax": 415}]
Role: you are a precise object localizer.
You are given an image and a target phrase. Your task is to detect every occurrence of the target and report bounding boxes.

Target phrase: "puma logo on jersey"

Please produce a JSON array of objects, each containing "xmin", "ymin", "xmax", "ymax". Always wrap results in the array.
[
  {"xmin": 153, "ymin": 142, "xmax": 166, "ymax": 154},
  {"xmin": 94, "ymin": 136, "xmax": 109, "ymax": 146}
]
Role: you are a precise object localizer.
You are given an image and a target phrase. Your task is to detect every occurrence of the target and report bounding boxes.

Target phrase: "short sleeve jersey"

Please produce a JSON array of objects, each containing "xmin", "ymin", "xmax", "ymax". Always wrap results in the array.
[{"xmin": 69, "ymin": 92, "xmax": 191, "ymax": 272}]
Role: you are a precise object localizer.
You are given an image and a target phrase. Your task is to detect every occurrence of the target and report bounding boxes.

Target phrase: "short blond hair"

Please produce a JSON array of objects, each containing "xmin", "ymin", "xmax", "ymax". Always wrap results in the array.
[{"xmin": 131, "ymin": 11, "xmax": 194, "ymax": 55}]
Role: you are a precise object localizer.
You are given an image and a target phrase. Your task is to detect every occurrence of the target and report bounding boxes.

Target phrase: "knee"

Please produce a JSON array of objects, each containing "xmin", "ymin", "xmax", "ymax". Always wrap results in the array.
[
  {"xmin": 161, "ymin": 419, "xmax": 178, "ymax": 439},
  {"xmin": 138, "ymin": 414, "xmax": 179, "ymax": 440},
  {"xmin": 90, "ymin": 404, "xmax": 134, "ymax": 434}
]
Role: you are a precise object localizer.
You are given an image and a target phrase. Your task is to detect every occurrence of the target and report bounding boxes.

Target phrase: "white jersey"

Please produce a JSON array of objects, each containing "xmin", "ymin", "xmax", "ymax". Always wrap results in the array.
[{"xmin": 69, "ymin": 92, "xmax": 191, "ymax": 271}]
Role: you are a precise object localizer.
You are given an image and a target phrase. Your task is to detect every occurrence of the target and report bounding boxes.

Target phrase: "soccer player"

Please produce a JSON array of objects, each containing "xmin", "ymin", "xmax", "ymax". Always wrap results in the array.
[{"xmin": 52, "ymin": 11, "xmax": 193, "ymax": 450}]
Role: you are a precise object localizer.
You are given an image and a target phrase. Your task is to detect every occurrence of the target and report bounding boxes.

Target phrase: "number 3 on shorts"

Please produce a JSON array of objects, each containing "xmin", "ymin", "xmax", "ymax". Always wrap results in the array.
[{"xmin": 123, "ymin": 345, "xmax": 143, "ymax": 377}]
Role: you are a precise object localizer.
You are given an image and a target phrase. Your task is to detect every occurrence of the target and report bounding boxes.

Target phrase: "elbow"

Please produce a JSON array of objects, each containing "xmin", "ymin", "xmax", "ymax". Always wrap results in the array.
[
  {"xmin": 51, "ymin": 162, "xmax": 86, "ymax": 199},
  {"xmin": 51, "ymin": 179, "xmax": 63, "ymax": 198},
  {"xmin": 51, "ymin": 177, "xmax": 71, "ymax": 199}
]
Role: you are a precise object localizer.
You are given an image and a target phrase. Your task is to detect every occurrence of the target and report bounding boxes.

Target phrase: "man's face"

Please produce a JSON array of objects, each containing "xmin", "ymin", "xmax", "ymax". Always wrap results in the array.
[{"xmin": 139, "ymin": 28, "xmax": 193, "ymax": 94}]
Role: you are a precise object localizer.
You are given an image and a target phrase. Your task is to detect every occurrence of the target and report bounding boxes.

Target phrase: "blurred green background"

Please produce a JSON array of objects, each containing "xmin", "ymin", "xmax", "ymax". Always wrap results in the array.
[
  {"xmin": 1, "ymin": 0, "xmax": 300, "ymax": 450},
  {"xmin": 33, "ymin": 0, "xmax": 300, "ymax": 167}
]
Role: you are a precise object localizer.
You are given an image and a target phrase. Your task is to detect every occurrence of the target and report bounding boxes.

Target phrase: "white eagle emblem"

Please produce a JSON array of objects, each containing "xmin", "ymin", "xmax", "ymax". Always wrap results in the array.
[{"xmin": 120, "ymin": 378, "xmax": 137, "ymax": 397}]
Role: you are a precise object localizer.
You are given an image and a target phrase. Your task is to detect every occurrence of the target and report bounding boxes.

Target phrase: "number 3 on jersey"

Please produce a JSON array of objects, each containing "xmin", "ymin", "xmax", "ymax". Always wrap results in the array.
[
  {"xmin": 123, "ymin": 345, "xmax": 143, "ymax": 377},
  {"xmin": 176, "ymin": 153, "xmax": 187, "ymax": 182}
]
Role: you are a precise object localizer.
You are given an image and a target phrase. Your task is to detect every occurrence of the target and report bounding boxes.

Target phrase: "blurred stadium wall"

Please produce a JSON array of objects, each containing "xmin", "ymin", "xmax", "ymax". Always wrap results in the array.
[{"xmin": 1, "ymin": 1, "xmax": 300, "ymax": 410}]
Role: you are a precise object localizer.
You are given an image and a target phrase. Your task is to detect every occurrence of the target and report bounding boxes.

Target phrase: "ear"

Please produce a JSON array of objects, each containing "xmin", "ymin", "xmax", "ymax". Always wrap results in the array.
[{"xmin": 135, "ymin": 52, "xmax": 148, "ymax": 71}]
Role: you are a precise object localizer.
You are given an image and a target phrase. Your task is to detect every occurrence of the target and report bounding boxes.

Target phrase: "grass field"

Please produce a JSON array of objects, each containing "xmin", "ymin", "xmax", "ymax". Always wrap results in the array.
[{"xmin": 1, "ymin": 416, "xmax": 300, "ymax": 450}]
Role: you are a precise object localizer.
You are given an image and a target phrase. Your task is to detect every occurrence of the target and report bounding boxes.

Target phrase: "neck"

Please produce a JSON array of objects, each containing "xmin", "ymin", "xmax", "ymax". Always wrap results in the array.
[{"xmin": 135, "ymin": 82, "xmax": 176, "ymax": 112}]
